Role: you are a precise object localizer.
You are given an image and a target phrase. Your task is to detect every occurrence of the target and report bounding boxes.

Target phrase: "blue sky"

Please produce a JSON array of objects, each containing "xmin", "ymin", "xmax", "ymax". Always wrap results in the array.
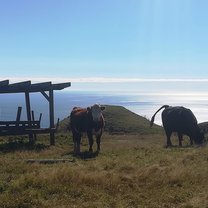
[{"xmin": 0, "ymin": 0, "xmax": 208, "ymax": 82}]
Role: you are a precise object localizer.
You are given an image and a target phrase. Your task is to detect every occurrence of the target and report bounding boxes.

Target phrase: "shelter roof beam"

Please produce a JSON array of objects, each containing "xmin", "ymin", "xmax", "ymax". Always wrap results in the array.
[{"xmin": 0, "ymin": 80, "xmax": 9, "ymax": 87}]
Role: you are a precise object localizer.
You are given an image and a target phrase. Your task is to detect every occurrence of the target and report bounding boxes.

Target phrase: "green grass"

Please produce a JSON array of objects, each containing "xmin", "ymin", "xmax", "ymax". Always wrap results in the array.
[
  {"xmin": 0, "ymin": 133, "xmax": 207, "ymax": 208},
  {"xmin": 0, "ymin": 106, "xmax": 207, "ymax": 207}
]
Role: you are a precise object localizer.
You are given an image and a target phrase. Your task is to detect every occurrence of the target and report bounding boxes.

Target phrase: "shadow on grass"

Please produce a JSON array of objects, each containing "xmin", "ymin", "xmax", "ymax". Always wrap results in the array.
[
  {"xmin": 164, "ymin": 144, "xmax": 205, "ymax": 149},
  {"xmin": 64, "ymin": 151, "xmax": 99, "ymax": 160},
  {"xmin": 0, "ymin": 140, "xmax": 49, "ymax": 153}
]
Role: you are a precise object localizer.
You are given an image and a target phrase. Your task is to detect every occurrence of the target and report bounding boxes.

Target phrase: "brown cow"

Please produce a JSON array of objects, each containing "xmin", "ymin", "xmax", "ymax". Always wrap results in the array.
[{"xmin": 70, "ymin": 104, "xmax": 105, "ymax": 154}]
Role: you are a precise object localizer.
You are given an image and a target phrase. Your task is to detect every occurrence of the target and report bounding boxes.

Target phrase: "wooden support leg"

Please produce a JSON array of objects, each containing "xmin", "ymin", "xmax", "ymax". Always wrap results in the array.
[
  {"xmin": 32, "ymin": 111, "xmax": 37, "ymax": 141},
  {"xmin": 49, "ymin": 90, "xmax": 55, "ymax": 145},
  {"xmin": 25, "ymin": 92, "xmax": 34, "ymax": 144},
  {"xmin": 40, "ymin": 89, "xmax": 56, "ymax": 145},
  {"xmin": 16, "ymin": 106, "xmax": 22, "ymax": 122}
]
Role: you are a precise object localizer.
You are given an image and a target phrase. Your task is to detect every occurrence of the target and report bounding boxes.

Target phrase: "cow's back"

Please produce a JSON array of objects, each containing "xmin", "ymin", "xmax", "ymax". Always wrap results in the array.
[
  {"xmin": 70, "ymin": 107, "xmax": 92, "ymax": 132},
  {"xmin": 162, "ymin": 106, "xmax": 198, "ymax": 135}
]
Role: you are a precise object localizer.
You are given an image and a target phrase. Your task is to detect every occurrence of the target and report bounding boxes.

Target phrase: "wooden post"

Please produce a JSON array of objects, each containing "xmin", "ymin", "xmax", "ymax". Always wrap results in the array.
[
  {"xmin": 16, "ymin": 106, "xmax": 22, "ymax": 122},
  {"xmin": 31, "ymin": 110, "xmax": 37, "ymax": 141},
  {"xmin": 15, "ymin": 106, "xmax": 22, "ymax": 128},
  {"xmin": 39, "ymin": 113, "xmax": 42, "ymax": 123},
  {"xmin": 31, "ymin": 110, "xmax": 35, "ymax": 121},
  {"xmin": 25, "ymin": 92, "xmax": 33, "ymax": 144},
  {"xmin": 49, "ymin": 89, "xmax": 55, "ymax": 145}
]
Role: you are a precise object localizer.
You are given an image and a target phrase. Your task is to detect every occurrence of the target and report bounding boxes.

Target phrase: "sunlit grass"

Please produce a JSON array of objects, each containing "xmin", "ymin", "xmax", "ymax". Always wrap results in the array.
[{"xmin": 0, "ymin": 133, "xmax": 207, "ymax": 207}]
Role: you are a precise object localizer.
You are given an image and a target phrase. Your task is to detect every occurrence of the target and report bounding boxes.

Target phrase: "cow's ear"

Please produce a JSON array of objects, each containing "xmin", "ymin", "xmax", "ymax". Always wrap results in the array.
[
  {"xmin": 101, "ymin": 106, "xmax": 105, "ymax": 111},
  {"xmin": 87, "ymin": 107, "xmax": 91, "ymax": 111}
]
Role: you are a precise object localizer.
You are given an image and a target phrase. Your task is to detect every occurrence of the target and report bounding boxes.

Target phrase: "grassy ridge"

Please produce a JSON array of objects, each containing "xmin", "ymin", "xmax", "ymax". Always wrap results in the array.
[
  {"xmin": 102, "ymin": 105, "xmax": 161, "ymax": 134},
  {"xmin": 58, "ymin": 105, "xmax": 162, "ymax": 134}
]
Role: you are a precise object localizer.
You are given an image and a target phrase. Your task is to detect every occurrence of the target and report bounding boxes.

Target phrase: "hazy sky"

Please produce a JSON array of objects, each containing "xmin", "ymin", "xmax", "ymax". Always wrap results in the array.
[{"xmin": 1, "ymin": 0, "xmax": 208, "ymax": 82}]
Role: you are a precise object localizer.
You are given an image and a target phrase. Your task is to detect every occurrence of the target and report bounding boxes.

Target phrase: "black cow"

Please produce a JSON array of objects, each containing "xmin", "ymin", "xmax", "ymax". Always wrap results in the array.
[
  {"xmin": 150, "ymin": 105, "xmax": 204, "ymax": 147},
  {"xmin": 70, "ymin": 104, "xmax": 105, "ymax": 154}
]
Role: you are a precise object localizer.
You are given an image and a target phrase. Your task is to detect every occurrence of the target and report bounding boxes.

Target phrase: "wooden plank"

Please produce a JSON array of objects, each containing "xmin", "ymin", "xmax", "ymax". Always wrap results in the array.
[
  {"xmin": 0, "ymin": 125, "xmax": 40, "ymax": 132},
  {"xmin": 0, "ymin": 124, "xmax": 56, "ymax": 136},
  {"xmin": 0, "ymin": 81, "xmax": 70, "ymax": 93},
  {"xmin": 25, "ymin": 159, "xmax": 75, "ymax": 164},
  {"xmin": 0, "ymin": 80, "xmax": 9, "ymax": 87},
  {"xmin": 29, "ymin": 82, "xmax": 52, "ymax": 92},
  {"xmin": 0, "ymin": 127, "xmax": 26, "ymax": 131},
  {"xmin": 30, "ymin": 82, "xmax": 51, "ymax": 88},
  {"xmin": 0, "ymin": 81, "xmax": 31, "ymax": 93},
  {"xmin": 41, "ymin": 91, "xmax": 49, "ymax": 102},
  {"xmin": 50, "ymin": 82, "xmax": 71, "ymax": 90},
  {"xmin": 0, "ymin": 121, "xmax": 40, "ymax": 125},
  {"xmin": 9, "ymin": 81, "xmax": 31, "ymax": 87},
  {"xmin": 9, "ymin": 81, "xmax": 31, "ymax": 90}
]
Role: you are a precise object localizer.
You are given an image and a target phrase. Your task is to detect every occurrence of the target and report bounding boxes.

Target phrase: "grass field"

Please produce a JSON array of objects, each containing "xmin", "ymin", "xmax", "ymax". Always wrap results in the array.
[
  {"xmin": 0, "ymin": 132, "xmax": 207, "ymax": 208},
  {"xmin": 0, "ymin": 105, "xmax": 207, "ymax": 208}
]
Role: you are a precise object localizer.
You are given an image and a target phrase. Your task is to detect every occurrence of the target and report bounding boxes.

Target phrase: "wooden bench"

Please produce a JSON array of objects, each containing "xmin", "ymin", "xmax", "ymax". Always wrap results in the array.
[{"xmin": 0, "ymin": 120, "xmax": 41, "ymax": 136}]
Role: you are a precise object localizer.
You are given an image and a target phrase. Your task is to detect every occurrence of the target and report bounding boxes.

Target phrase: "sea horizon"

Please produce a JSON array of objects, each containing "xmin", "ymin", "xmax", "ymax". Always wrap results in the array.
[{"xmin": 0, "ymin": 87, "xmax": 208, "ymax": 127}]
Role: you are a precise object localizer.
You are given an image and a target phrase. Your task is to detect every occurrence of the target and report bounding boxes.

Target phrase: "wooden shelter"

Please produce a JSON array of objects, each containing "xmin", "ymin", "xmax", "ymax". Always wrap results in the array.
[{"xmin": 0, "ymin": 80, "xmax": 71, "ymax": 145}]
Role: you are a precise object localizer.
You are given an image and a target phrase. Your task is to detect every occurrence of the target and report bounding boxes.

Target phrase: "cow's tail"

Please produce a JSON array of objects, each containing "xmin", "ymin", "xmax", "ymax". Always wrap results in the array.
[{"xmin": 150, "ymin": 105, "xmax": 169, "ymax": 127}]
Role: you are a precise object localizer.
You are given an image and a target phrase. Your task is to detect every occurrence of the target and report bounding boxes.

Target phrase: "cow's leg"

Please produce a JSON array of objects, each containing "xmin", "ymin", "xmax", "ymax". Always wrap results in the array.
[
  {"xmin": 72, "ymin": 133, "xmax": 77, "ymax": 153},
  {"xmin": 96, "ymin": 135, "xmax": 101, "ymax": 153},
  {"xmin": 165, "ymin": 130, "xmax": 172, "ymax": 147},
  {"xmin": 190, "ymin": 137, "xmax": 193, "ymax": 146},
  {"xmin": 178, "ymin": 133, "xmax": 183, "ymax": 147},
  {"xmin": 76, "ymin": 135, "xmax": 81, "ymax": 154},
  {"xmin": 95, "ymin": 130, "xmax": 102, "ymax": 152},
  {"xmin": 73, "ymin": 139, "xmax": 77, "ymax": 153},
  {"xmin": 87, "ymin": 131, "xmax": 93, "ymax": 152},
  {"xmin": 72, "ymin": 132, "xmax": 81, "ymax": 154}
]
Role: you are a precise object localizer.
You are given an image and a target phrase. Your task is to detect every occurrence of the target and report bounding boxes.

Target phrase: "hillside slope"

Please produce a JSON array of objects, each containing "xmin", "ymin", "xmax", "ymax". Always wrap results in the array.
[{"xmin": 58, "ymin": 105, "xmax": 162, "ymax": 134}]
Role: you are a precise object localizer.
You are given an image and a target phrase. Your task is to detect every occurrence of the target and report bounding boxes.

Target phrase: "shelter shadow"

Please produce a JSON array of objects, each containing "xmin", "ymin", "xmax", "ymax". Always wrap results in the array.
[{"xmin": 0, "ymin": 140, "xmax": 48, "ymax": 153}]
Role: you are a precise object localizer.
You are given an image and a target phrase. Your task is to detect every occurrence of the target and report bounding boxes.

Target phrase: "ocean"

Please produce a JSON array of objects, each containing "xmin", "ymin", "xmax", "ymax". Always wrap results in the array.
[{"xmin": 0, "ymin": 90, "xmax": 208, "ymax": 127}]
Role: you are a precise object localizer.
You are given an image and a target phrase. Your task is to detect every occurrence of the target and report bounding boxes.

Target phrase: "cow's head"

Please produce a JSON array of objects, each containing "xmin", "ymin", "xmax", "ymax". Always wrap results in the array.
[{"xmin": 88, "ymin": 104, "xmax": 105, "ymax": 122}]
